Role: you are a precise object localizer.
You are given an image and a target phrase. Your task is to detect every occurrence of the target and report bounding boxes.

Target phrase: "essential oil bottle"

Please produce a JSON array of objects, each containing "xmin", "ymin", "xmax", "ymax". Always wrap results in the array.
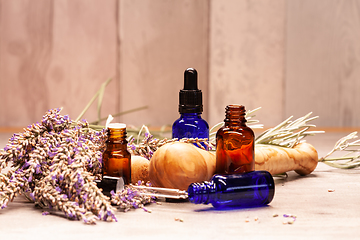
[
  {"xmin": 215, "ymin": 105, "xmax": 255, "ymax": 174},
  {"xmin": 102, "ymin": 123, "xmax": 131, "ymax": 185},
  {"xmin": 172, "ymin": 68, "xmax": 209, "ymax": 146},
  {"xmin": 187, "ymin": 171, "xmax": 275, "ymax": 209}
]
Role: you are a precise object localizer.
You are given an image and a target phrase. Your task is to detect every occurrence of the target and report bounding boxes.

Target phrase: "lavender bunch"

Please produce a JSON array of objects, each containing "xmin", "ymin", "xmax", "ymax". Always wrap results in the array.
[{"xmin": 0, "ymin": 108, "xmax": 116, "ymax": 224}]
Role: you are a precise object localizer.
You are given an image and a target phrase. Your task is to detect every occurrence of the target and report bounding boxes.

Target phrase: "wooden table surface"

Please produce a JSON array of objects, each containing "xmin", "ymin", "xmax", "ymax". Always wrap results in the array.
[{"xmin": 0, "ymin": 130, "xmax": 359, "ymax": 239}]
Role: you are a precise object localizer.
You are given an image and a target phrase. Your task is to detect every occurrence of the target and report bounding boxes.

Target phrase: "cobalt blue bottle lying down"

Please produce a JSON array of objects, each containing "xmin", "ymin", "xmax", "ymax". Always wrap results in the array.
[{"xmin": 187, "ymin": 171, "xmax": 275, "ymax": 209}]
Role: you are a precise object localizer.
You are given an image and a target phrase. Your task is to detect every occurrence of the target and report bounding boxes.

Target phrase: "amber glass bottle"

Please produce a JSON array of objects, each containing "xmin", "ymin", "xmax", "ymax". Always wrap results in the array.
[
  {"xmin": 102, "ymin": 123, "xmax": 131, "ymax": 185},
  {"xmin": 215, "ymin": 105, "xmax": 255, "ymax": 174}
]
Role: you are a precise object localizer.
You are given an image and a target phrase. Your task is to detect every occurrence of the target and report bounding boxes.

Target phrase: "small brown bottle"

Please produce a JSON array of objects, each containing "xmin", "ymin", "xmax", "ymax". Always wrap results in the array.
[
  {"xmin": 102, "ymin": 123, "xmax": 131, "ymax": 185},
  {"xmin": 215, "ymin": 105, "xmax": 255, "ymax": 174}
]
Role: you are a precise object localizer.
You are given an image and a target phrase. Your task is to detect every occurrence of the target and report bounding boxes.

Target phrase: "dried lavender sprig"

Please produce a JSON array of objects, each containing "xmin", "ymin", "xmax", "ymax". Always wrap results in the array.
[
  {"xmin": 245, "ymin": 107, "xmax": 263, "ymax": 126},
  {"xmin": 0, "ymin": 108, "xmax": 113, "ymax": 224},
  {"xmin": 111, "ymin": 181, "xmax": 155, "ymax": 212},
  {"xmin": 127, "ymin": 128, "xmax": 210, "ymax": 160},
  {"xmin": 0, "ymin": 171, "xmax": 29, "ymax": 209},
  {"xmin": 319, "ymin": 132, "xmax": 360, "ymax": 169},
  {"xmin": 254, "ymin": 112, "xmax": 324, "ymax": 148},
  {"xmin": 127, "ymin": 124, "xmax": 211, "ymax": 159},
  {"xmin": 34, "ymin": 168, "xmax": 117, "ymax": 224},
  {"xmin": 75, "ymin": 78, "xmax": 112, "ymax": 124}
]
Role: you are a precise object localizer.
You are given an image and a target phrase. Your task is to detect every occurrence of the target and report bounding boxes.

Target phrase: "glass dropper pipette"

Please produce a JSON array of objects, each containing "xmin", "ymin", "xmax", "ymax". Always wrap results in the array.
[{"xmin": 131, "ymin": 185, "xmax": 188, "ymax": 199}]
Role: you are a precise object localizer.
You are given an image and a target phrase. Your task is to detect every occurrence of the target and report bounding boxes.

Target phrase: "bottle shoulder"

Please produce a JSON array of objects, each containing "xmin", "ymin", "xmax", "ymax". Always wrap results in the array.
[
  {"xmin": 172, "ymin": 115, "xmax": 209, "ymax": 129},
  {"xmin": 216, "ymin": 125, "xmax": 254, "ymax": 136},
  {"xmin": 172, "ymin": 115, "xmax": 209, "ymax": 139}
]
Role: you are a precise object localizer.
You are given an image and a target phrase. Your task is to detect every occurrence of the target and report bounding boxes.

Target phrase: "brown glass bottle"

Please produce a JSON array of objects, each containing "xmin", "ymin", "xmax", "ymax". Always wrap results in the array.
[
  {"xmin": 215, "ymin": 105, "xmax": 255, "ymax": 174},
  {"xmin": 102, "ymin": 123, "xmax": 131, "ymax": 185}
]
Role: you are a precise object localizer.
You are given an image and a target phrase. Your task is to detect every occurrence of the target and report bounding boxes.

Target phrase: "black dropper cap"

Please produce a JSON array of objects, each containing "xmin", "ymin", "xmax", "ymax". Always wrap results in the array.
[{"xmin": 179, "ymin": 68, "xmax": 203, "ymax": 114}]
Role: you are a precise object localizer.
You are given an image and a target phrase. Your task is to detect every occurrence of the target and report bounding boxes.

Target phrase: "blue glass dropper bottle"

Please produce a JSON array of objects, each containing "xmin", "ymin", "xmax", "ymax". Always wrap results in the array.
[
  {"xmin": 187, "ymin": 171, "xmax": 275, "ymax": 209},
  {"xmin": 131, "ymin": 171, "xmax": 275, "ymax": 209},
  {"xmin": 172, "ymin": 68, "xmax": 209, "ymax": 147}
]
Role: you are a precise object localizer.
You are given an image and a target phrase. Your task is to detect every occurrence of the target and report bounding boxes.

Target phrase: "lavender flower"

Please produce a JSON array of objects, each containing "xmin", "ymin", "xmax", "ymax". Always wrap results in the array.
[
  {"xmin": 0, "ymin": 108, "xmax": 113, "ymax": 224},
  {"xmin": 0, "ymin": 108, "xmax": 165, "ymax": 224},
  {"xmin": 110, "ymin": 183, "xmax": 155, "ymax": 212}
]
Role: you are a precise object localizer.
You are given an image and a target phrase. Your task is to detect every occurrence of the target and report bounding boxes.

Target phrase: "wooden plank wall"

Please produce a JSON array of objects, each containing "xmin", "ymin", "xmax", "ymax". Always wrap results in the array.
[
  {"xmin": 0, "ymin": 0, "xmax": 118, "ymax": 127},
  {"xmin": 0, "ymin": 0, "xmax": 359, "ymax": 129},
  {"xmin": 209, "ymin": 0, "xmax": 285, "ymax": 127},
  {"xmin": 118, "ymin": 0, "xmax": 209, "ymax": 127},
  {"xmin": 0, "ymin": 0, "xmax": 209, "ymax": 128},
  {"xmin": 286, "ymin": 0, "xmax": 360, "ymax": 128}
]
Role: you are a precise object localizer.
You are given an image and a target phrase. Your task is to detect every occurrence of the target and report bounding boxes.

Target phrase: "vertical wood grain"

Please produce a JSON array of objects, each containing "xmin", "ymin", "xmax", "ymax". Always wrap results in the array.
[
  {"xmin": 0, "ymin": 0, "xmax": 118, "ymax": 127},
  {"xmin": 0, "ymin": 0, "xmax": 54, "ymax": 127},
  {"xmin": 209, "ymin": 0, "xmax": 286, "ymax": 127},
  {"xmin": 286, "ymin": 0, "xmax": 360, "ymax": 127},
  {"xmin": 118, "ymin": 0, "xmax": 209, "ymax": 127},
  {"xmin": 48, "ymin": 0, "xmax": 118, "ymax": 124},
  {"xmin": 2, "ymin": 0, "xmax": 360, "ymax": 129}
]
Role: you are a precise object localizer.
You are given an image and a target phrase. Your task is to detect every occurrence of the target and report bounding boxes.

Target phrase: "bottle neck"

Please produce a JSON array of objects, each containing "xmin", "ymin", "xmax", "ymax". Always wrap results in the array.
[
  {"xmin": 224, "ymin": 105, "xmax": 247, "ymax": 127},
  {"xmin": 107, "ymin": 127, "xmax": 127, "ymax": 143},
  {"xmin": 180, "ymin": 112, "xmax": 202, "ymax": 118},
  {"xmin": 187, "ymin": 181, "xmax": 216, "ymax": 204}
]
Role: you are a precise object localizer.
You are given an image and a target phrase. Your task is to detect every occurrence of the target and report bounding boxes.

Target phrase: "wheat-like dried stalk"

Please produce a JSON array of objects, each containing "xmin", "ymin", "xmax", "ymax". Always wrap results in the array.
[{"xmin": 319, "ymin": 132, "xmax": 360, "ymax": 169}]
